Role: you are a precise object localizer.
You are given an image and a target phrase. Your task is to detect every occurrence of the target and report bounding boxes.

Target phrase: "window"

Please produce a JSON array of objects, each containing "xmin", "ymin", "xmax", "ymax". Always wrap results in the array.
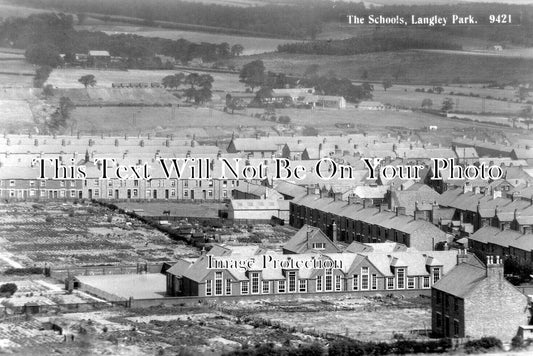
[
  {"xmin": 171, "ymin": 189, "xmax": 176, "ymax": 197},
  {"xmin": 171, "ymin": 180, "xmax": 176, "ymax": 187},
  {"xmin": 433, "ymin": 267, "xmax": 441, "ymax": 284},
  {"xmin": 133, "ymin": 189, "xmax": 138, "ymax": 197},
  {"xmin": 206, "ymin": 280, "xmax": 212, "ymax": 296},
  {"xmin": 184, "ymin": 190, "xmax": 189, "ymax": 198},
  {"xmin": 223, "ymin": 190, "xmax": 227, "ymax": 198},
  {"xmin": 146, "ymin": 190, "xmax": 151, "ymax": 197},
  {"xmin": 454, "ymin": 298, "xmax": 459, "ymax": 312},
  {"xmin": 184, "ymin": 181, "xmax": 189, "ymax": 188},
  {"xmin": 40, "ymin": 181, "xmax": 46, "ymax": 187},
  {"xmin": 241, "ymin": 281, "xmax": 249, "ymax": 294},
  {"xmin": 278, "ymin": 280, "xmax": 286, "ymax": 293},
  {"xmin": 407, "ymin": 277, "xmax": 415, "ymax": 289},
  {"xmin": 251, "ymin": 272, "xmax": 260, "ymax": 294},
  {"xmin": 387, "ymin": 277, "xmax": 395, "ymax": 290},
  {"xmin": 422, "ymin": 276, "xmax": 430, "ymax": 289},
  {"xmin": 436, "ymin": 291, "xmax": 442, "ymax": 304},
  {"xmin": 9, "ymin": 180, "xmax": 15, "ymax": 187},
  {"xmin": 225, "ymin": 279, "xmax": 232, "ymax": 295},
  {"xmin": 262, "ymin": 280, "xmax": 270, "ymax": 294},
  {"xmin": 134, "ymin": 180, "xmax": 139, "ymax": 187},
  {"xmin": 71, "ymin": 190, "xmax": 77, "ymax": 198},
  {"xmin": 29, "ymin": 190, "xmax": 35, "ymax": 197},
  {"xmin": 453, "ymin": 319, "xmax": 460, "ymax": 337},
  {"xmin": 108, "ymin": 190, "xmax": 113, "ymax": 197},
  {"xmin": 445, "ymin": 295, "xmax": 450, "ymax": 310},
  {"xmin": 287, "ymin": 271, "xmax": 297, "ymax": 292},
  {"xmin": 299, "ymin": 279, "xmax": 307, "ymax": 292},
  {"xmin": 312, "ymin": 242, "xmax": 326, "ymax": 250},
  {"xmin": 29, "ymin": 181, "xmax": 35, "ymax": 187},
  {"xmin": 208, "ymin": 190, "xmax": 213, "ymax": 198},
  {"xmin": 60, "ymin": 181, "xmax": 65, "ymax": 187},
  {"xmin": 353, "ymin": 275, "xmax": 359, "ymax": 290},
  {"xmin": 371, "ymin": 274, "xmax": 378, "ymax": 290},
  {"xmin": 223, "ymin": 180, "xmax": 227, "ymax": 188},
  {"xmin": 94, "ymin": 189, "xmax": 99, "ymax": 197},
  {"xmin": 361, "ymin": 267, "xmax": 369, "ymax": 290},
  {"xmin": 325, "ymin": 269, "xmax": 333, "ymax": 291},
  {"xmin": 436, "ymin": 312, "xmax": 442, "ymax": 328},
  {"xmin": 40, "ymin": 190, "xmax": 46, "ymax": 197},
  {"xmin": 59, "ymin": 190, "xmax": 65, "ymax": 197},
  {"xmin": 316, "ymin": 275, "xmax": 323, "ymax": 292},
  {"xmin": 396, "ymin": 268, "xmax": 405, "ymax": 289},
  {"xmin": 215, "ymin": 272, "xmax": 223, "ymax": 296},
  {"xmin": 335, "ymin": 275, "xmax": 342, "ymax": 291},
  {"xmin": 108, "ymin": 181, "xmax": 113, "ymax": 187}
]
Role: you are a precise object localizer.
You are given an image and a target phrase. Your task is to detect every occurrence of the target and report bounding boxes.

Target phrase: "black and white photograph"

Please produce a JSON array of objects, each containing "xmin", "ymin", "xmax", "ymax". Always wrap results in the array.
[{"xmin": 0, "ymin": 0, "xmax": 533, "ymax": 355}]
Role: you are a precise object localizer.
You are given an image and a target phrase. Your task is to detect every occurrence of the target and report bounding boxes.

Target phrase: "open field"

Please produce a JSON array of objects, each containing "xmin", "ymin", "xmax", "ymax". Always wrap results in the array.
[
  {"xmin": 372, "ymin": 86, "xmax": 526, "ymax": 114},
  {"xmin": 54, "ymin": 88, "xmax": 180, "ymax": 106},
  {"xmin": 0, "ymin": 100, "xmax": 34, "ymax": 124},
  {"xmin": 229, "ymin": 51, "xmax": 533, "ymax": 83},
  {"xmin": 71, "ymin": 106, "xmax": 272, "ymax": 136},
  {"xmin": 0, "ymin": 202, "xmax": 198, "ymax": 268},
  {"xmin": 47, "ymin": 68, "xmax": 243, "ymax": 91},
  {"xmin": 76, "ymin": 274, "xmax": 166, "ymax": 300},
  {"xmin": 0, "ymin": 2, "xmax": 52, "ymax": 18},
  {"xmin": 75, "ymin": 24, "xmax": 293, "ymax": 55}
]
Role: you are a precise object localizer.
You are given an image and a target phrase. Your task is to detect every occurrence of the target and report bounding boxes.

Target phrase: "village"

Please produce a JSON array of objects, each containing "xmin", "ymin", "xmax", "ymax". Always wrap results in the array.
[{"xmin": 1, "ymin": 0, "xmax": 533, "ymax": 355}]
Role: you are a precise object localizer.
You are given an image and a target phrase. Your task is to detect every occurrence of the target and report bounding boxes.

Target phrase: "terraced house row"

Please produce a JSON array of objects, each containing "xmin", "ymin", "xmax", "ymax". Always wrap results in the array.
[{"xmin": 289, "ymin": 191, "xmax": 448, "ymax": 251}]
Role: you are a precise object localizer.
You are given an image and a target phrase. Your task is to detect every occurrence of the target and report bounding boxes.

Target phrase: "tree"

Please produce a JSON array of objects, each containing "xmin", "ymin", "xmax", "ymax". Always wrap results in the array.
[
  {"xmin": 517, "ymin": 87, "xmax": 529, "ymax": 101},
  {"xmin": 392, "ymin": 66, "xmax": 406, "ymax": 81},
  {"xmin": 78, "ymin": 74, "xmax": 96, "ymax": 88},
  {"xmin": 48, "ymin": 97, "xmax": 75, "ymax": 133},
  {"xmin": 184, "ymin": 73, "xmax": 213, "ymax": 104},
  {"xmin": 0, "ymin": 283, "xmax": 17, "ymax": 297},
  {"xmin": 441, "ymin": 97, "xmax": 454, "ymax": 112},
  {"xmin": 421, "ymin": 98, "xmax": 433, "ymax": 108},
  {"xmin": 230, "ymin": 44, "xmax": 244, "ymax": 57},
  {"xmin": 433, "ymin": 86, "xmax": 445, "ymax": 94},
  {"xmin": 161, "ymin": 73, "xmax": 185, "ymax": 89},
  {"xmin": 382, "ymin": 79, "xmax": 392, "ymax": 91},
  {"xmin": 225, "ymin": 94, "xmax": 245, "ymax": 114},
  {"xmin": 361, "ymin": 82, "xmax": 374, "ymax": 100},
  {"xmin": 25, "ymin": 43, "xmax": 62, "ymax": 67},
  {"xmin": 239, "ymin": 60, "xmax": 265, "ymax": 92},
  {"xmin": 254, "ymin": 86, "xmax": 274, "ymax": 106},
  {"xmin": 33, "ymin": 65, "xmax": 53, "ymax": 88},
  {"xmin": 361, "ymin": 69, "xmax": 368, "ymax": 80}
]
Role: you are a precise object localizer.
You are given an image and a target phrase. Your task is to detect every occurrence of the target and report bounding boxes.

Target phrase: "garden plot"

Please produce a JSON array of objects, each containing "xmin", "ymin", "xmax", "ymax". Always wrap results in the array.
[{"xmin": 0, "ymin": 202, "xmax": 198, "ymax": 269}]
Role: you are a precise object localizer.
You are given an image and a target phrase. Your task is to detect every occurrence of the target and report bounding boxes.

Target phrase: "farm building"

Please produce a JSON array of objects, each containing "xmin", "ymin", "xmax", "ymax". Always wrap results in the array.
[
  {"xmin": 303, "ymin": 95, "xmax": 346, "ymax": 109},
  {"xmin": 228, "ymin": 199, "xmax": 289, "ymax": 224},
  {"xmin": 357, "ymin": 101, "xmax": 385, "ymax": 110},
  {"xmin": 282, "ymin": 224, "xmax": 342, "ymax": 254},
  {"xmin": 432, "ymin": 254, "xmax": 529, "ymax": 341},
  {"xmin": 87, "ymin": 50, "xmax": 111, "ymax": 67}
]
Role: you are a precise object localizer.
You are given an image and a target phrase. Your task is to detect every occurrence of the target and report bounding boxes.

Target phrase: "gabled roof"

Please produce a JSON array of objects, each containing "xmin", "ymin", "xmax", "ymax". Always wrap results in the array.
[
  {"xmin": 432, "ymin": 254, "xmax": 486, "ymax": 298},
  {"xmin": 283, "ymin": 225, "xmax": 341, "ymax": 254}
]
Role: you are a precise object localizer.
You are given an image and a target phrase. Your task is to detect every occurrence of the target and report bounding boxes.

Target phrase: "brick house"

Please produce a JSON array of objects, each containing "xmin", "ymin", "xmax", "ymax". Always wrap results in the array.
[{"xmin": 432, "ymin": 253, "xmax": 529, "ymax": 341}]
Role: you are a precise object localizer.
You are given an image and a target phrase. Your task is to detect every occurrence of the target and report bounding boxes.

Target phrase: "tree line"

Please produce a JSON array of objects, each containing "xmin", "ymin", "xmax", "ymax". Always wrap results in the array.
[
  {"xmin": 278, "ymin": 33, "xmax": 461, "ymax": 56},
  {"xmin": 0, "ymin": 13, "xmax": 243, "ymax": 68},
  {"xmin": 8, "ymin": 0, "xmax": 533, "ymax": 45}
]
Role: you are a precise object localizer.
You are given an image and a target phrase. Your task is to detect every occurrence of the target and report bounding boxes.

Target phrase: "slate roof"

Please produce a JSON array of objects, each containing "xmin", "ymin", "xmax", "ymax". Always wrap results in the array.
[
  {"xmin": 282, "ymin": 225, "xmax": 341, "ymax": 254},
  {"xmin": 432, "ymin": 254, "xmax": 487, "ymax": 298}
]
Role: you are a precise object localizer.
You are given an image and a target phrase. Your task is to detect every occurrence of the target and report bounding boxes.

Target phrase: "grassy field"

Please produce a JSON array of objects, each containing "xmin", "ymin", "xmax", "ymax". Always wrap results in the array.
[
  {"xmin": 47, "ymin": 68, "xmax": 243, "ymax": 91},
  {"xmin": 71, "ymin": 106, "xmax": 271, "ymax": 136},
  {"xmin": 229, "ymin": 50, "xmax": 533, "ymax": 83},
  {"xmin": 372, "ymin": 85, "xmax": 525, "ymax": 114},
  {"xmin": 75, "ymin": 24, "xmax": 293, "ymax": 55}
]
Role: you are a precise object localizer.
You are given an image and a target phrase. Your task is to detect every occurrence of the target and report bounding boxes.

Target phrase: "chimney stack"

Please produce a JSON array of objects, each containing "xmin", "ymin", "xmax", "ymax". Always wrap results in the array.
[
  {"xmin": 332, "ymin": 221, "xmax": 337, "ymax": 243},
  {"xmin": 486, "ymin": 255, "xmax": 504, "ymax": 281},
  {"xmin": 457, "ymin": 249, "xmax": 469, "ymax": 265}
]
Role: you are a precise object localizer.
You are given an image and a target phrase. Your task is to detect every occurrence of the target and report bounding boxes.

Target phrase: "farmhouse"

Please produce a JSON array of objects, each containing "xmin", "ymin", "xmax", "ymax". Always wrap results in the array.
[{"xmin": 432, "ymin": 254, "xmax": 529, "ymax": 341}]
